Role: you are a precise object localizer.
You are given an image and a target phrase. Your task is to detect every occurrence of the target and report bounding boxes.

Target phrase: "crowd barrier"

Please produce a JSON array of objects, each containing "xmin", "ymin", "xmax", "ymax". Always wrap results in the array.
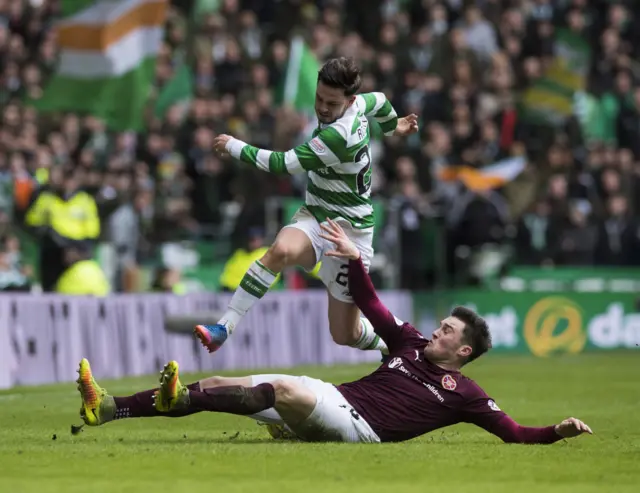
[{"xmin": 0, "ymin": 291, "xmax": 413, "ymax": 389}]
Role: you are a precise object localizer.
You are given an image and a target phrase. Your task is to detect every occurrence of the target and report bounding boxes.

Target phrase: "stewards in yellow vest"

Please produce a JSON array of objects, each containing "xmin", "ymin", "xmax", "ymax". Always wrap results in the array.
[
  {"xmin": 26, "ymin": 186, "xmax": 100, "ymax": 241},
  {"xmin": 56, "ymin": 259, "xmax": 110, "ymax": 296},
  {"xmin": 25, "ymin": 168, "xmax": 101, "ymax": 291},
  {"xmin": 220, "ymin": 228, "xmax": 280, "ymax": 291},
  {"xmin": 220, "ymin": 245, "xmax": 272, "ymax": 291}
]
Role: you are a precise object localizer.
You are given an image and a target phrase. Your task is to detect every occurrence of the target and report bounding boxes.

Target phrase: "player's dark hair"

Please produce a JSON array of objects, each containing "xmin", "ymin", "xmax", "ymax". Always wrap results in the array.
[
  {"xmin": 317, "ymin": 57, "xmax": 362, "ymax": 96},
  {"xmin": 451, "ymin": 306, "xmax": 492, "ymax": 365}
]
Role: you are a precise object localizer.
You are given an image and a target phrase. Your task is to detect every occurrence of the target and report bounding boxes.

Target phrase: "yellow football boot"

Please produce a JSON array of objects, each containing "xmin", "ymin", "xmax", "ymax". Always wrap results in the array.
[
  {"xmin": 76, "ymin": 358, "xmax": 115, "ymax": 426},
  {"xmin": 258, "ymin": 422, "xmax": 298, "ymax": 440},
  {"xmin": 154, "ymin": 360, "xmax": 189, "ymax": 412}
]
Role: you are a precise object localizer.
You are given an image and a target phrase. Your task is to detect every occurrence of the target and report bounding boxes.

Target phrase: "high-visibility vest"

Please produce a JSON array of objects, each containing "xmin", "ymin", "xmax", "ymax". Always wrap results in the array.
[
  {"xmin": 219, "ymin": 247, "xmax": 274, "ymax": 290},
  {"xmin": 25, "ymin": 190, "xmax": 100, "ymax": 241},
  {"xmin": 56, "ymin": 260, "xmax": 110, "ymax": 296}
]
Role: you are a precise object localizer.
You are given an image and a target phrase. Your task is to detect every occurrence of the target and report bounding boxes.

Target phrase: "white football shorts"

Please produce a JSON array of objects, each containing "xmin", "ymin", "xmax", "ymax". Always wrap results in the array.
[
  {"xmin": 249, "ymin": 373, "xmax": 380, "ymax": 443},
  {"xmin": 283, "ymin": 206, "xmax": 374, "ymax": 303}
]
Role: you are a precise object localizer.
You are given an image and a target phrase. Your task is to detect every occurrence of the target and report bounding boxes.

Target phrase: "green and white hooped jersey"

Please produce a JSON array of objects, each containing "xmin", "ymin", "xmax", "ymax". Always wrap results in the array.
[{"xmin": 226, "ymin": 92, "xmax": 398, "ymax": 229}]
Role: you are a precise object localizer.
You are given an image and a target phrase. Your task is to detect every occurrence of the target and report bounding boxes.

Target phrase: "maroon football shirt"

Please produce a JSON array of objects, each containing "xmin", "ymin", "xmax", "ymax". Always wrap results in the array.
[{"xmin": 336, "ymin": 256, "xmax": 561, "ymax": 444}]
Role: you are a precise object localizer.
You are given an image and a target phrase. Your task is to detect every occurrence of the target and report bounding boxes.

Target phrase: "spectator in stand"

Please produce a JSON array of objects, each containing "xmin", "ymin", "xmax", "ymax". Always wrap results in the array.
[
  {"xmin": 0, "ymin": 234, "xmax": 31, "ymax": 291},
  {"xmin": 25, "ymin": 167, "xmax": 101, "ymax": 291},
  {"xmin": 151, "ymin": 266, "xmax": 185, "ymax": 294},
  {"xmin": 595, "ymin": 194, "xmax": 640, "ymax": 266},
  {"xmin": 515, "ymin": 199, "xmax": 557, "ymax": 266},
  {"xmin": 551, "ymin": 200, "xmax": 598, "ymax": 267}
]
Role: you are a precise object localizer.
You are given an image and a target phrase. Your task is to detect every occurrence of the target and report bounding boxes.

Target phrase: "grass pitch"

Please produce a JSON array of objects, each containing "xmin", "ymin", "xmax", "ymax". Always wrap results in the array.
[{"xmin": 1, "ymin": 352, "xmax": 639, "ymax": 493}]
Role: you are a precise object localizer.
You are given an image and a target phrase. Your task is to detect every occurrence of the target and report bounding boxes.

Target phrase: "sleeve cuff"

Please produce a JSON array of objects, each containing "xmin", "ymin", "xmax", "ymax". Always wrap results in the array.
[
  {"xmin": 547, "ymin": 426, "xmax": 563, "ymax": 443},
  {"xmin": 348, "ymin": 255, "xmax": 363, "ymax": 265},
  {"xmin": 226, "ymin": 137, "xmax": 248, "ymax": 159}
]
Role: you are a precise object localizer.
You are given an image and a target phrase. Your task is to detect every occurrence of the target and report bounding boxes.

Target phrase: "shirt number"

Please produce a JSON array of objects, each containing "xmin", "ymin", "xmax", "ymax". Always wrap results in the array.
[
  {"xmin": 339, "ymin": 404, "xmax": 360, "ymax": 420},
  {"xmin": 355, "ymin": 146, "xmax": 372, "ymax": 195},
  {"xmin": 335, "ymin": 263, "xmax": 349, "ymax": 287}
]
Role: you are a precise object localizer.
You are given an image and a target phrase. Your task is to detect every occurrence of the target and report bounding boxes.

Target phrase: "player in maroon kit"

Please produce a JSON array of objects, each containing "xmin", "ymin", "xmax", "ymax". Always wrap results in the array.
[{"xmin": 76, "ymin": 218, "xmax": 592, "ymax": 444}]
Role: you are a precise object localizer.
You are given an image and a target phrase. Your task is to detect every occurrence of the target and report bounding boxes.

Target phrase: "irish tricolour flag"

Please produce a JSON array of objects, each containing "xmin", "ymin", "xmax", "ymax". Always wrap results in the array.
[{"xmin": 34, "ymin": 0, "xmax": 168, "ymax": 130}]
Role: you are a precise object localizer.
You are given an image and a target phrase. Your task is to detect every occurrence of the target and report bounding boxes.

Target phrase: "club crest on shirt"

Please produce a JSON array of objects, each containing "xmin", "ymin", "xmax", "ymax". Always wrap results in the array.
[
  {"xmin": 388, "ymin": 357, "xmax": 403, "ymax": 369},
  {"xmin": 441, "ymin": 374, "xmax": 457, "ymax": 390},
  {"xmin": 488, "ymin": 400, "xmax": 501, "ymax": 411}
]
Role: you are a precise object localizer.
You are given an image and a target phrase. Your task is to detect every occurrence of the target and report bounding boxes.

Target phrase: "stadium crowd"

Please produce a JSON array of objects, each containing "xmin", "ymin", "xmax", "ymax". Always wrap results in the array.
[{"xmin": 1, "ymin": 0, "xmax": 640, "ymax": 293}]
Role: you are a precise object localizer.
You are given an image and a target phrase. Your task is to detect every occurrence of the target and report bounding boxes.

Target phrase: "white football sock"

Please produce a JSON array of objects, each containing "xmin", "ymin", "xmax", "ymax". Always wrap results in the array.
[
  {"xmin": 219, "ymin": 260, "xmax": 278, "ymax": 334},
  {"xmin": 350, "ymin": 317, "xmax": 389, "ymax": 354}
]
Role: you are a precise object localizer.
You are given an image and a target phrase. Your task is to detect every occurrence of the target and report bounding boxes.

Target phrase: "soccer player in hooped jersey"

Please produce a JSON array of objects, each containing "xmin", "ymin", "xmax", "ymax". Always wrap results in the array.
[
  {"xmin": 193, "ymin": 57, "xmax": 419, "ymax": 358},
  {"xmin": 75, "ymin": 218, "xmax": 592, "ymax": 445}
]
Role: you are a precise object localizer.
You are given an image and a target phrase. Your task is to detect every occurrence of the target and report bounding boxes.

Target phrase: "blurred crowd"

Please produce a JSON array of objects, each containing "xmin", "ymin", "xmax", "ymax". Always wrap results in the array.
[{"xmin": 1, "ymin": 0, "xmax": 640, "ymax": 293}]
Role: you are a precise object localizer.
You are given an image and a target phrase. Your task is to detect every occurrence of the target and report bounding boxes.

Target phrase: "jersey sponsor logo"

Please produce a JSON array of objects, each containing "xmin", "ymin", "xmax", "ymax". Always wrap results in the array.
[
  {"xmin": 488, "ymin": 400, "xmax": 501, "ymax": 412},
  {"xmin": 388, "ymin": 357, "xmax": 445, "ymax": 402},
  {"xmin": 523, "ymin": 297, "xmax": 586, "ymax": 358},
  {"xmin": 441, "ymin": 374, "xmax": 457, "ymax": 391},
  {"xmin": 309, "ymin": 138, "xmax": 327, "ymax": 154}
]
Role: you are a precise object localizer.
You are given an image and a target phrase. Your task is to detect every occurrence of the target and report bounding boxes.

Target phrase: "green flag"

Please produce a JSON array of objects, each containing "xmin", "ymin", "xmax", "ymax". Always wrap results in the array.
[
  {"xmin": 282, "ymin": 36, "xmax": 320, "ymax": 114},
  {"xmin": 519, "ymin": 28, "xmax": 591, "ymax": 126},
  {"xmin": 154, "ymin": 63, "xmax": 194, "ymax": 119},
  {"xmin": 32, "ymin": 0, "xmax": 168, "ymax": 131},
  {"xmin": 193, "ymin": 0, "xmax": 221, "ymax": 18}
]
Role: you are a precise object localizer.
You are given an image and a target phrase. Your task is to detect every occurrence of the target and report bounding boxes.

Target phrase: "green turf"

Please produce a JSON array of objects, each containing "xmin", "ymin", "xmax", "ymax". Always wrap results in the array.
[{"xmin": 1, "ymin": 352, "xmax": 639, "ymax": 492}]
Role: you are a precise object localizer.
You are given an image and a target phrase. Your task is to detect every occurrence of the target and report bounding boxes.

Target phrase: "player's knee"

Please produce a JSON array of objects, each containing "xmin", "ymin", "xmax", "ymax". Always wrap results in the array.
[
  {"xmin": 271, "ymin": 379, "xmax": 298, "ymax": 405},
  {"xmin": 263, "ymin": 241, "xmax": 291, "ymax": 270}
]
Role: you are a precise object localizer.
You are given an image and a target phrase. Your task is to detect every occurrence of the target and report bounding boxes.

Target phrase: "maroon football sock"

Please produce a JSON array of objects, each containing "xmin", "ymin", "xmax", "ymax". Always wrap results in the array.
[
  {"xmin": 188, "ymin": 383, "xmax": 275, "ymax": 415},
  {"xmin": 113, "ymin": 382, "xmax": 201, "ymax": 419}
]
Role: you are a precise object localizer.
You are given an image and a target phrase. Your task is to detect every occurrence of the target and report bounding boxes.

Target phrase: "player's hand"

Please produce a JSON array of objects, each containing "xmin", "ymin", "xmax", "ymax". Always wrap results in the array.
[
  {"xmin": 394, "ymin": 114, "xmax": 419, "ymax": 137},
  {"xmin": 213, "ymin": 134, "xmax": 232, "ymax": 156},
  {"xmin": 554, "ymin": 417, "xmax": 593, "ymax": 438},
  {"xmin": 319, "ymin": 218, "xmax": 360, "ymax": 260}
]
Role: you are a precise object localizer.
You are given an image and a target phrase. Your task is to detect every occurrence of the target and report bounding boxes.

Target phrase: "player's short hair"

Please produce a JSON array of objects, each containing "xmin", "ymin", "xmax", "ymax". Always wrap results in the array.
[
  {"xmin": 317, "ymin": 57, "xmax": 362, "ymax": 97},
  {"xmin": 451, "ymin": 306, "xmax": 492, "ymax": 365}
]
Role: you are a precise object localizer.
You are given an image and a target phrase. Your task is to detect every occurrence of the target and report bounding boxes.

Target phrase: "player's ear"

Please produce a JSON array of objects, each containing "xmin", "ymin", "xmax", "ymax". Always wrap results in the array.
[
  {"xmin": 458, "ymin": 345, "xmax": 473, "ymax": 358},
  {"xmin": 347, "ymin": 95, "xmax": 356, "ymax": 106}
]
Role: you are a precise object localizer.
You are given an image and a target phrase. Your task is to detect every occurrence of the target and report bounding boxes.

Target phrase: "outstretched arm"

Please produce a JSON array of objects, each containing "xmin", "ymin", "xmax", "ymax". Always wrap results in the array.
[
  {"xmin": 356, "ymin": 92, "xmax": 418, "ymax": 137},
  {"xmin": 213, "ymin": 125, "xmax": 349, "ymax": 175},
  {"xmin": 481, "ymin": 415, "xmax": 592, "ymax": 444},
  {"xmin": 357, "ymin": 92, "xmax": 398, "ymax": 136},
  {"xmin": 464, "ymin": 394, "xmax": 593, "ymax": 444},
  {"xmin": 319, "ymin": 218, "xmax": 416, "ymax": 352},
  {"xmin": 478, "ymin": 414, "xmax": 563, "ymax": 444},
  {"xmin": 347, "ymin": 254, "xmax": 398, "ymax": 334}
]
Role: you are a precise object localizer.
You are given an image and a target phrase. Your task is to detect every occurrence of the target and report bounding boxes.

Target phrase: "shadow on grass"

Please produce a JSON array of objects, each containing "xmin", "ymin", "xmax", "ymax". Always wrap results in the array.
[
  {"xmin": 59, "ymin": 435, "xmax": 296, "ymax": 446},
  {"xmin": 62, "ymin": 435, "xmax": 500, "ymax": 446},
  {"xmin": 135, "ymin": 437, "xmax": 296, "ymax": 445}
]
